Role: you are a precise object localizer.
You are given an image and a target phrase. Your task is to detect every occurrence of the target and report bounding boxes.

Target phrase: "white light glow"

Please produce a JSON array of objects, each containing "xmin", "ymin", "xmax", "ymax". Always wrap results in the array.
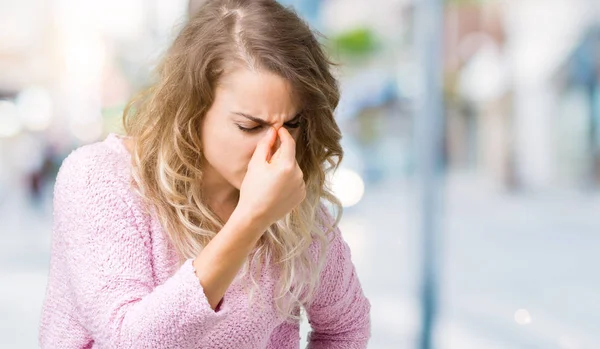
[
  {"xmin": 17, "ymin": 87, "xmax": 53, "ymax": 131},
  {"xmin": 514, "ymin": 309, "xmax": 532, "ymax": 325},
  {"xmin": 70, "ymin": 115, "xmax": 103, "ymax": 143},
  {"xmin": 64, "ymin": 40, "xmax": 106, "ymax": 82},
  {"xmin": 0, "ymin": 101, "xmax": 22, "ymax": 137},
  {"xmin": 330, "ymin": 168, "xmax": 365, "ymax": 207}
]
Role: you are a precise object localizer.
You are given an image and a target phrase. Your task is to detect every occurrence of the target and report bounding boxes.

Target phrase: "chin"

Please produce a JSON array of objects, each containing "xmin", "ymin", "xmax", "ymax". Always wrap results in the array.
[
  {"xmin": 231, "ymin": 176, "xmax": 243, "ymax": 191},
  {"xmin": 234, "ymin": 170, "xmax": 248, "ymax": 190}
]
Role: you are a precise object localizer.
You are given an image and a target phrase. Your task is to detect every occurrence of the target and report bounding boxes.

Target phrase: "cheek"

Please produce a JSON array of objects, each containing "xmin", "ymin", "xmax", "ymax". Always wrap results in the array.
[
  {"xmin": 226, "ymin": 135, "xmax": 256, "ymax": 166},
  {"xmin": 224, "ymin": 131, "xmax": 261, "ymax": 168},
  {"xmin": 202, "ymin": 120, "xmax": 238, "ymax": 167},
  {"xmin": 241, "ymin": 136, "xmax": 261, "ymax": 162},
  {"xmin": 237, "ymin": 138, "xmax": 257, "ymax": 161}
]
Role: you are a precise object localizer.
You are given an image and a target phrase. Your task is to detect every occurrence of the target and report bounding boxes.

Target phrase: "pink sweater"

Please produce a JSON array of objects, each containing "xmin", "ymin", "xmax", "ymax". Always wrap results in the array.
[{"xmin": 39, "ymin": 133, "xmax": 370, "ymax": 348}]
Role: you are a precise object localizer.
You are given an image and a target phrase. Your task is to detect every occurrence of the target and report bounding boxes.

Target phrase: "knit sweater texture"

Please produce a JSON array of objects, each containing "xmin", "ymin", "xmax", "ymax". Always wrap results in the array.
[{"xmin": 39, "ymin": 133, "xmax": 371, "ymax": 348}]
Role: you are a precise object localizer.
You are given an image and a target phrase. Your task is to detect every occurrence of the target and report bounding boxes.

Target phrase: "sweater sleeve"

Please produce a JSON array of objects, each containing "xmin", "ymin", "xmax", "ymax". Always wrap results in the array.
[
  {"xmin": 305, "ymin": 207, "xmax": 371, "ymax": 349},
  {"xmin": 45, "ymin": 148, "xmax": 228, "ymax": 348}
]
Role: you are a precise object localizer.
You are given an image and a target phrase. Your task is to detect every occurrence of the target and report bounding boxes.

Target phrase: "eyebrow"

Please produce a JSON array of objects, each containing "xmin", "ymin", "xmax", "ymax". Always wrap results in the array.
[{"xmin": 232, "ymin": 112, "xmax": 301, "ymax": 126}]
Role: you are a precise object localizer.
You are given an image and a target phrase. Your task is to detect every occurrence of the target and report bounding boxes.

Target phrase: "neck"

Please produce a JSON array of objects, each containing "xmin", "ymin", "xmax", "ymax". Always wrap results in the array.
[{"xmin": 201, "ymin": 166, "xmax": 239, "ymax": 221}]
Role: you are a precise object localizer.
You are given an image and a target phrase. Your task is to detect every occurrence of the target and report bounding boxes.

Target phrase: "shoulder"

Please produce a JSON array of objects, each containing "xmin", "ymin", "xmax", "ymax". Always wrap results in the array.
[
  {"xmin": 316, "ymin": 204, "xmax": 340, "ymax": 239},
  {"xmin": 54, "ymin": 135, "xmax": 134, "ymax": 205}
]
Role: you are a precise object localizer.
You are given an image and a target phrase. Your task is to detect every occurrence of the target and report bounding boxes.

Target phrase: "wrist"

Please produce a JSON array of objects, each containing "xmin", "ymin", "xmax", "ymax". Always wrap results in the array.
[{"xmin": 228, "ymin": 207, "xmax": 269, "ymax": 239}]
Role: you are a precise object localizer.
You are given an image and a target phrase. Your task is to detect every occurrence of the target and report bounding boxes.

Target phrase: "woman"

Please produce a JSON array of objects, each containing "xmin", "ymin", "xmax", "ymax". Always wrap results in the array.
[{"xmin": 39, "ymin": 0, "xmax": 371, "ymax": 347}]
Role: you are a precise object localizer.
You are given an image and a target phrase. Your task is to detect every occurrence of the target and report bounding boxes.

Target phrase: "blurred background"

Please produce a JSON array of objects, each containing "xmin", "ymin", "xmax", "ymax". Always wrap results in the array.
[{"xmin": 1, "ymin": 0, "xmax": 600, "ymax": 348}]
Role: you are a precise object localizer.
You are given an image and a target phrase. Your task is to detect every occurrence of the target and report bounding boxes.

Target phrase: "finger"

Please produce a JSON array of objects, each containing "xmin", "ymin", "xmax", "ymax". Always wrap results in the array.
[
  {"xmin": 271, "ymin": 127, "xmax": 296, "ymax": 162},
  {"xmin": 251, "ymin": 127, "xmax": 277, "ymax": 163}
]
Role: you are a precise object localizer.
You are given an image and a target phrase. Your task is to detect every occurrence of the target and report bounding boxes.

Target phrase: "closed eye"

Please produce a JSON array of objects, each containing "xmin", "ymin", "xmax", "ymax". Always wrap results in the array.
[
  {"xmin": 285, "ymin": 120, "xmax": 302, "ymax": 129},
  {"xmin": 236, "ymin": 115, "xmax": 303, "ymax": 133},
  {"xmin": 236, "ymin": 124, "xmax": 264, "ymax": 133},
  {"xmin": 284, "ymin": 114, "xmax": 303, "ymax": 129}
]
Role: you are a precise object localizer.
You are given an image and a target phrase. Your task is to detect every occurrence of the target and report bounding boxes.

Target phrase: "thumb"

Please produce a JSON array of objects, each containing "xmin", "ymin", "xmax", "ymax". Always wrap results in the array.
[{"xmin": 251, "ymin": 127, "xmax": 277, "ymax": 163}]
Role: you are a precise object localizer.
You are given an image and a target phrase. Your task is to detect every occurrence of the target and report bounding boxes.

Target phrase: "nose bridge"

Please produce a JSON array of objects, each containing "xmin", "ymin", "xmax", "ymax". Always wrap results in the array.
[{"xmin": 270, "ymin": 115, "xmax": 286, "ymax": 129}]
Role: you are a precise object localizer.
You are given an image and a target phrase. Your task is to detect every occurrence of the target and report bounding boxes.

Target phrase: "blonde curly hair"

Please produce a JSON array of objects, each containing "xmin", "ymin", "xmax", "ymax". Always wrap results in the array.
[{"xmin": 123, "ymin": 0, "xmax": 343, "ymax": 321}]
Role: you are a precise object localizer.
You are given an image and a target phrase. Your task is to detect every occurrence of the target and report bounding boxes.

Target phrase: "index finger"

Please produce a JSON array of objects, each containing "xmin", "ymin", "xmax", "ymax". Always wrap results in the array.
[{"xmin": 272, "ymin": 127, "xmax": 296, "ymax": 162}]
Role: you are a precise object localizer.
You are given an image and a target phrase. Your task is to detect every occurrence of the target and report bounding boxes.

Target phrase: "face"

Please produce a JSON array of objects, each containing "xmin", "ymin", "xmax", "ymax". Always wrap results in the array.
[{"xmin": 201, "ymin": 67, "xmax": 303, "ymax": 191}]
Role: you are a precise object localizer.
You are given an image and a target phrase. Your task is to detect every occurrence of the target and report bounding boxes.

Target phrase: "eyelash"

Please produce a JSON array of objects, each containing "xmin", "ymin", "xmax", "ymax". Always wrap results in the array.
[{"xmin": 237, "ymin": 120, "xmax": 302, "ymax": 133}]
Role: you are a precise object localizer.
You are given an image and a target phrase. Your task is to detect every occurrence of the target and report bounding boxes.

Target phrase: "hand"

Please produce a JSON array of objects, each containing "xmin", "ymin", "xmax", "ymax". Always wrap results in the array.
[{"xmin": 235, "ymin": 127, "xmax": 306, "ymax": 230}]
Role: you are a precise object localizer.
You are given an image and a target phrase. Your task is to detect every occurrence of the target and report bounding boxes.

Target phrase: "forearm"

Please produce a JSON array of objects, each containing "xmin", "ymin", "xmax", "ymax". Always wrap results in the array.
[{"xmin": 192, "ymin": 209, "xmax": 267, "ymax": 309}]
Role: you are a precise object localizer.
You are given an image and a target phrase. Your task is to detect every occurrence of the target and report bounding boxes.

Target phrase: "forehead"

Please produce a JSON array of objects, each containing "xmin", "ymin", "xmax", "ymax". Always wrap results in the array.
[{"xmin": 215, "ymin": 68, "xmax": 301, "ymax": 117}]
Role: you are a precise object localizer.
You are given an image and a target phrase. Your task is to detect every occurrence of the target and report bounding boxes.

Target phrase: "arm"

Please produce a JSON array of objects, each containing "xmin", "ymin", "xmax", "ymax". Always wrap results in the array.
[
  {"xmin": 46, "ymin": 152, "xmax": 242, "ymax": 348},
  {"xmin": 193, "ymin": 209, "xmax": 266, "ymax": 309},
  {"xmin": 305, "ymin": 208, "xmax": 371, "ymax": 349},
  {"xmin": 196, "ymin": 125, "xmax": 305, "ymax": 309},
  {"xmin": 44, "ymin": 126, "xmax": 303, "ymax": 348}
]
